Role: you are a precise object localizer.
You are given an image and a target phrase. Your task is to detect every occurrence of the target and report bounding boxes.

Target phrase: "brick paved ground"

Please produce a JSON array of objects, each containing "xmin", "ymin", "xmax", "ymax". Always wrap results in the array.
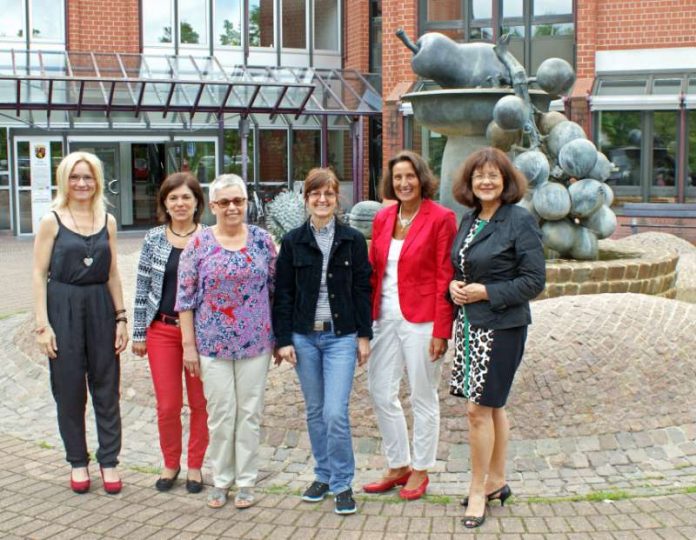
[{"xmin": 2, "ymin": 234, "xmax": 696, "ymax": 538}]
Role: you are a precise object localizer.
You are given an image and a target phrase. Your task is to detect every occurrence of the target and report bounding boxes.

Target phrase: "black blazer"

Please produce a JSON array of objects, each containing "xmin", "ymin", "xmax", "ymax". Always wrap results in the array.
[
  {"xmin": 273, "ymin": 218, "xmax": 373, "ymax": 347},
  {"xmin": 450, "ymin": 204, "xmax": 546, "ymax": 330}
]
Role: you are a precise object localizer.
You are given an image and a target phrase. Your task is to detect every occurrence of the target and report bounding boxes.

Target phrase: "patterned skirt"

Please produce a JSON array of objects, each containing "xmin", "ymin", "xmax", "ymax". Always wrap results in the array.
[{"xmin": 449, "ymin": 308, "xmax": 527, "ymax": 408}]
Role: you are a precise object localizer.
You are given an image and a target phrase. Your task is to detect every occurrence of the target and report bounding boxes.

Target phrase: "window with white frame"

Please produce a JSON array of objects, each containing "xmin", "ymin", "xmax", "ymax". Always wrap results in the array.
[
  {"xmin": 143, "ymin": 1, "xmax": 340, "ymax": 54},
  {"xmin": 0, "ymin": 0, "xmax": 65, "ymax": 48}
]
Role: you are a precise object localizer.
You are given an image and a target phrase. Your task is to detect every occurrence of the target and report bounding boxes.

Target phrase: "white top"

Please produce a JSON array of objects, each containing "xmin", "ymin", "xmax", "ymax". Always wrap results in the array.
[{"xmin": 379, "ymin": 238, "xmax": 405, "ymax": 320}]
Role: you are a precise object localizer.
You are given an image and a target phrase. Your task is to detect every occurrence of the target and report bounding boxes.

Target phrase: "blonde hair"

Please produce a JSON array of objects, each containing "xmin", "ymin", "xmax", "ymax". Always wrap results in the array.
[{"xmin": 52, "ymin": 151, "xmax": 107, "ymax": 214}]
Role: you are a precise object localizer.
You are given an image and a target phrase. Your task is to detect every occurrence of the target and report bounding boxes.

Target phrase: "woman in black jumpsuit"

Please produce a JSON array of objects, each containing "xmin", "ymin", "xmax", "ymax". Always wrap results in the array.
[{"xmin": 33, "ymin": 151, "xmax": 128, "ymax": 494}]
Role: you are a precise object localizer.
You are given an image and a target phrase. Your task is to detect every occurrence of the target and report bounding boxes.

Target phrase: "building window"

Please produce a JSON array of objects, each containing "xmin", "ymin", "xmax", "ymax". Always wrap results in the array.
[
  {"xmin": 314, "ymin": 0, "xmax": 338, "ymax": 51},
  {"xmin": 180, "ymin": 0, "xmax": 208, "ymax": 45},
  {"xmin": 215, "ymin": 0, "xmax": 242, "ymax": 46},
  {"xmin": 143, "ymin": 0, "xmax": 209, "ymax": 48},
  {"xmin": 282, "ymin": 0, "xmax": 306, "ymax": 49},
  {"xmin": 248, "ymin": 0, "xmax": 275, "ymax": 48},
  {"xmin": 0, "ymin": 0, "xmax": 65, "ymax": 48},
  {"xmin": 369, "ymin": 0, "xmax": 382, "ymax": 73},
  {"xmin": 420, "ymin": 0, "xmax": 574, "ymax": 72},
  {"xmin": 143, "ymin": 1, "xmax": 174, "ymax": 44}
]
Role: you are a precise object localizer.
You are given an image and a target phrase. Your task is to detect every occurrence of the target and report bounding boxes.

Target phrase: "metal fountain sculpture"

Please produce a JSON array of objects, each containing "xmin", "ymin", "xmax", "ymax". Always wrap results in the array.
[{"xmin": 349, "ymin": 30, "xmax": 616, "ymax": 260}]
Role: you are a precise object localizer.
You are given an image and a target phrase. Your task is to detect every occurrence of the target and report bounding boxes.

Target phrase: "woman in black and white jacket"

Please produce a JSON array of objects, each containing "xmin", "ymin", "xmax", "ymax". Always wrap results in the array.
[{"xmin": 132, "ymin": 172, "xmax": 209, "ymax": 494}]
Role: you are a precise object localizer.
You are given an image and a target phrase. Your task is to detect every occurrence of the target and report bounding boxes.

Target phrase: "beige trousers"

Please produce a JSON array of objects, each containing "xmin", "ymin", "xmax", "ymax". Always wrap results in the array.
[{"xmin": 199, "ymin": 352, "xmax": 271, "ymax": 489}]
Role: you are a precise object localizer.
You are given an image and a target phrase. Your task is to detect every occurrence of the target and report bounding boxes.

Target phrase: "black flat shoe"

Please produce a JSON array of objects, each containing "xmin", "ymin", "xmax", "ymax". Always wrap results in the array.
[
  {"xmin": 155, "ymin": 467, "xmax": 180, "ymax": 492},
  {"xmin": 460, "ymin": 483, "xmax": 512, "ymax": 507},
  {"xmin": 186, "ymin": 477, "xmax": 204, "ymax": 494}
]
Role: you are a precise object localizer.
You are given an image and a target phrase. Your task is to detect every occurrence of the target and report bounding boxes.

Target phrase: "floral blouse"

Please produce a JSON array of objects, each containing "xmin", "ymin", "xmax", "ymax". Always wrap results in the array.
[{"xmin": 176, "ymin": 225, "xmax": 276, "ymax": 359}]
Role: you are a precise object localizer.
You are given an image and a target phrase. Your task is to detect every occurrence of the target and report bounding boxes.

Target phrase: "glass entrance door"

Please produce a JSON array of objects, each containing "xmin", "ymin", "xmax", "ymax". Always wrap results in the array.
[{"xmin": 70, "ymin": 142, "xmax": 123, "ymax": 226}]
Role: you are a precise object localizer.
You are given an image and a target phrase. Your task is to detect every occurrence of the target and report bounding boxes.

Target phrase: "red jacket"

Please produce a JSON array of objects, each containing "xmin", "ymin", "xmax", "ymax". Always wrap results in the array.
[{"xmin": 369, "ymin": 199, "xmax": 458, "ymax": 339}]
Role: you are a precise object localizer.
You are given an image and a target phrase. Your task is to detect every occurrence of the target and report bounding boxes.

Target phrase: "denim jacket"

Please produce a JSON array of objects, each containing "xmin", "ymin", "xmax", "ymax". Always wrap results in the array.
[{"xmin": 273, "ymin": 218, "xmax": 373, "ymax": 347}]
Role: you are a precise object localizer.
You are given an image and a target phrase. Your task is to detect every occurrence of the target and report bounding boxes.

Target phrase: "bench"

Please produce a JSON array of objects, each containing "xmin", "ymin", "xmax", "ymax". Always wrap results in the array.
[{"xmin": 620, "ymin": 203, "xmax": 696, "ymax": 234}]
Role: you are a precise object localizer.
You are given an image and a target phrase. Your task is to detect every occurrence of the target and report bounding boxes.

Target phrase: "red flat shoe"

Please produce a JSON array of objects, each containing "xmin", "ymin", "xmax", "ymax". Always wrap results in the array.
[
  {"xmin": 99, "ymin": 466, "xmax": 122, "ymax": 495},
  {"xmin": 70, "ymin": 469, "xmax": 90, "ymax": 494},
  {"xmin": 363, "ymin": 471, "xmax": 412, "ymax": 493},
  {"xmin": 399, "ymin": 475, "xmax": 429, "ymax": 500}
]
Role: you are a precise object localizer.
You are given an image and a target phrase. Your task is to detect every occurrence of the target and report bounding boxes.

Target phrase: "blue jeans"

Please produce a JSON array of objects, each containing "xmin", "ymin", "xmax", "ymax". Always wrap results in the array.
[{"xmin": 292, "ymin": 331, "xmax": 357, "ymax": 494}]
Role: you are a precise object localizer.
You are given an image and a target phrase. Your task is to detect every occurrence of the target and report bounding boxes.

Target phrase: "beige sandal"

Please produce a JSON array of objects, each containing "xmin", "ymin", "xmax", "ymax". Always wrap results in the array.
[
  {"xmin": 234, "ymin": 487, "xmax": 256, "ymax": 509},
  {"xmin": 207, "ymin": 487, "xmax": 228, "ymax": 508}
]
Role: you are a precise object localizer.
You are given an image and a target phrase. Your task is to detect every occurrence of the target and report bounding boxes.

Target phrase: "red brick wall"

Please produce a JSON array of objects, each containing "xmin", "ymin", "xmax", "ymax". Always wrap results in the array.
[
  {"xmin": 576, "ymin": 0, "xmax": 696, "ymax": 79},
  {"xmin": 345, "ymin": 0, "xmax": 373, "ymax": 201},
  {"xmin": 67, "ymin": 0, "xmax": 140, "ymax": 53},
  {"xmin": 380, "ymin": 0, "xmax": 418, "ymax": 180}
]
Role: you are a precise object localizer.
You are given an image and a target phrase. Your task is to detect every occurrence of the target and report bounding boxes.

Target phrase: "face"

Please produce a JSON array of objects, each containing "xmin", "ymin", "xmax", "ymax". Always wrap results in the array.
[
  {"xmin": 472, "ymin": 163, "xmax": 504, "ymax": 204},
  {"xmin": 164, "ymin": 184, "xmax": 197, "ymax": 224},
  {"xmin": 306, "ymin": 183, "xmax": 338, "ymax": 221},
  {"xmin": 210, "ymin": 185, "xmax": 247, "ymax": 227},
  {"xmin": 392, "ymin": 160, "xmax": 422, "ymax": 204},
  {"xmin": 67, "ymin": 161, "xmax": 97, "ymax": 203}
]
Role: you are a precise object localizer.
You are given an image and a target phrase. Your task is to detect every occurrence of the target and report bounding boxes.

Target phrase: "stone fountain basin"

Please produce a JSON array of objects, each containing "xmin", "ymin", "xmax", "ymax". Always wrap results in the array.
[{"xmin": 402, "ymin": 88, "xmax": 551, "ymax": 137}]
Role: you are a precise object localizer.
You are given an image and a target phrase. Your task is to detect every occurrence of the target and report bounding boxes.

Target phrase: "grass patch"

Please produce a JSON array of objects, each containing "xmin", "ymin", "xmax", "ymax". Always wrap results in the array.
[
  {"xmin": 129, "ymin": 465, "xmax": 161, "ymax": 475},
  {"xmin": 0, "ymin": 310, "xmax": 28, "ymax": 320},
  {"xmin": 37, "ymin": 440, "xmax": 54, "ymax": 450},
  {"xmin": 264, "ymin": 484, "xmax": 301, "ymax": 496}
]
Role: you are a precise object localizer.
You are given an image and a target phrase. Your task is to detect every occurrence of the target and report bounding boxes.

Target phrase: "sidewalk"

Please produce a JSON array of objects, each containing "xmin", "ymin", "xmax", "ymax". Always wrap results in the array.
[{"xmin": 2, "ymin": 234, "xmax": 696, "ymax": 538}]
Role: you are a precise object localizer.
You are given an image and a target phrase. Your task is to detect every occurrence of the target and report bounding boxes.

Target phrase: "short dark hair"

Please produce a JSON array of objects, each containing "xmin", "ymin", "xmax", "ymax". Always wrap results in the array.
[
  {"xmin": 452, "ymin": 147, "xmax": 527, "ymax": 209},
  {"xmin": 303, "ymin": 167, "xmax": 340, "ymax": 202},
  {"xmin": 157, "ymin": 172, "xmax": 205, "ymax": 224},
  {"xmin": 381, "ymin": 150, "xmax": 439, "ymax": 200}
]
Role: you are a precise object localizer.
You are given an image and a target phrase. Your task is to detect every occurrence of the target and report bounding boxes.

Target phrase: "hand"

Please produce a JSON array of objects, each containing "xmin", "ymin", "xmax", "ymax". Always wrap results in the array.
[
  {"xmin": 183, "ymin": 344, "xmax": 201, "ymax": 378},
  {"xmin": 357, "ymin": 337, "xmax": 370, "ymax": 367},
  {"xmin": 429, "ymin": 337, "xmax": 447, "ymax": 362},
  {"xmin": 115, "ymin": 322, "xmax": 129, "ymax": 354},
  {"xmin": 462, "ymin": 283, "xmax": 488, "ymax": 304},
  {"xmin": 36, "ymin": 326, "xmax": 58, "ymax": 359},
  {"xmin": 132, "ymin": 341, "xmax": 147, "ymax": 357},
  {"xmin": 449, "ymin": 279, "xmax": 467, "ymax": 306},
  {"xmin": 276, "ymin": 345, "xmax": 297, "ymax": 367}
]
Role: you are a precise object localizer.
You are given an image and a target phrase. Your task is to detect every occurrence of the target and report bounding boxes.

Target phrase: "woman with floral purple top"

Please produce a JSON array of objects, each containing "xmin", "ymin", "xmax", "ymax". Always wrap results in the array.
[{"xmin": 176, "ymin": 174, "xmax": 276, "ymax": 510}]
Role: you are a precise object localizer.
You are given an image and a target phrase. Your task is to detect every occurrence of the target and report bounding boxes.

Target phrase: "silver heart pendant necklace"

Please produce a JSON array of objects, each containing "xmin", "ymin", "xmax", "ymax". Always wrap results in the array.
[{"xmin": 68, "ymin": 206, "xmax": 96, "ymax": 267}]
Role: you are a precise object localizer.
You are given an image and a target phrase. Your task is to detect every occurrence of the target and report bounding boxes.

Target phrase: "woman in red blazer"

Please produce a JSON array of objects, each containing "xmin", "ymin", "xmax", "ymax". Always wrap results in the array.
[{"xmin": 363, "ymin": 150, "xmax": 457, "ymax": 500}]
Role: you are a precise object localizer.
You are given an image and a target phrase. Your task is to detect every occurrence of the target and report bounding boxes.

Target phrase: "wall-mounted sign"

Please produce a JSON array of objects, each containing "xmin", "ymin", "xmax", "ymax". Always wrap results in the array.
[{"xmin": 30, "ymin": 141, "xmax": 53, "ymax": 232}]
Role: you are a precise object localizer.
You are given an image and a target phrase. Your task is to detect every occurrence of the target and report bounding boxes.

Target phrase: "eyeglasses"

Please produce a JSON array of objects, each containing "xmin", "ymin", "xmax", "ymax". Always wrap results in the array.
[
  {"xmin": 69, "ymin": 174, "xmax": 96, "ymax": 185},
  {"xmin": 472, "ymin": 172, "xmax": 503, "ymax": 182},
  {"xmin": 212, "ymin": 197, "xmax": 247, "ymax": 208},
  {"xmin": 307, "ymin": 190, "xmax": 337, "ymax": 200}
]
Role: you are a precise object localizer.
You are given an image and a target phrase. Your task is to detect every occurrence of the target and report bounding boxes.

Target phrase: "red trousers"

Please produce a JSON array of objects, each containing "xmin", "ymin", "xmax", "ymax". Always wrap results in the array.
[{"xmin": 146, "ymin": 321, "xmax": 209, "ymax": 469}]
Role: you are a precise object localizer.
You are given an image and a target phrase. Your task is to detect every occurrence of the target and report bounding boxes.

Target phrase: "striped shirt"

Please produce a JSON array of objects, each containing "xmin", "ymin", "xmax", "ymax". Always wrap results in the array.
[{"xmin": 310, "ymin": 216, "xmax": 335, "ymax": 323}]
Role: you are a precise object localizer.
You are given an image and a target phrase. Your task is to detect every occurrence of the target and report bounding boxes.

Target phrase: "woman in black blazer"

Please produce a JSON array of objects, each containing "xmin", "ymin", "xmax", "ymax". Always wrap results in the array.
[{"xmin": 448, "ymin": 147, "xmax": 545, "ymax": 528}]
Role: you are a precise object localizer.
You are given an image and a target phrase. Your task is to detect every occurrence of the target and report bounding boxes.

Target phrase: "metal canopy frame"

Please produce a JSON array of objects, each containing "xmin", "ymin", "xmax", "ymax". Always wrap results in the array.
[{"xmin": 0, "ymin": 50, "xmax": 382, "ymax": 127}]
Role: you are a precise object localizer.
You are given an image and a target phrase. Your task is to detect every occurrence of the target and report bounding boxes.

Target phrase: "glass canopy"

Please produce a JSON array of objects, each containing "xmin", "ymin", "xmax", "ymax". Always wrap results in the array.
[
  {"xmin": 0, "ymin": 50, "xmax": 382, "ymax": 128},
  {"xmin": 591, "ymin": 73, "xmax": 696, "ymax": 111}
]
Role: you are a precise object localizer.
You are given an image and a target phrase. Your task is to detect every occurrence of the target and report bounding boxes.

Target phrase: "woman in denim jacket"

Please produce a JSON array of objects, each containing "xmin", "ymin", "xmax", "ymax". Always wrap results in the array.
[{"xmin": 273, "ymin": 168, "xmax": 372, "ymax": 515}]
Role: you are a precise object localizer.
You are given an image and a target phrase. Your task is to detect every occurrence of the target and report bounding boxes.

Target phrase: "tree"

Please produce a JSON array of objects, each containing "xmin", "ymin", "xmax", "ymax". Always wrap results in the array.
[
  {"xmin": 180, "ymin": 22, "xmax": 200, "ymax": 44},
  {"xmin": 219, "ymin": 19, "xmax": 241, "ymax": 46}
]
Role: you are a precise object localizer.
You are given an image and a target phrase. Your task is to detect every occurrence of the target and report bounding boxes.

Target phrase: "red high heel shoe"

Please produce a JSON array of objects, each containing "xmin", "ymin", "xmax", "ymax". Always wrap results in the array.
[
  {"xmin": 99, "ymin": 466, "xmax": 122, "ymax": 495},
  {"xmin": 70, "ymin": 468, "xmax": 90, "ymax": 494},
  {"xmin": 363, "ymin": 470, "xmax": 412, "ymax": 493}
]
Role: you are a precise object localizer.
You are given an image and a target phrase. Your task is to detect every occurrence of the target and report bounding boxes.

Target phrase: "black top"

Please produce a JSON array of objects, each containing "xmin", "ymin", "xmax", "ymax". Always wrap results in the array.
[
  {"xmin": 49, "ymin": 211, "xmax": 111, "ymax": 285},
  {"xmin": 450, "ymin": 204, "xmax": 546, "ymax": 330},
  {"xmin": 272, "ymin": 218, "xmax": 373, "ymax": 347},
  {"xmin": 158, "ymin": 247, "xmax": 183, "ymax": 316}
]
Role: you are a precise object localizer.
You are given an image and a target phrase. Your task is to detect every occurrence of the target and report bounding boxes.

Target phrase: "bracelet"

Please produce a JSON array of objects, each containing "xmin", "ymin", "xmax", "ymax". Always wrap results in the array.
[
  {"xmin": 115, "ymin": 309, "xmax": 127, "ymax": 316},
  {"xmin": 115, "ymin": 317, "xmax": 128, "ymax": 324}
]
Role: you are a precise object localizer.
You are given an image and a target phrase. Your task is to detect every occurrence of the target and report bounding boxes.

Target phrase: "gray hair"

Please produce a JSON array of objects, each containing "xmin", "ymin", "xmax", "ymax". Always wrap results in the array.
[{"xmin": 209, "ymin": 174, "xmax": 248, "ymax": 201}]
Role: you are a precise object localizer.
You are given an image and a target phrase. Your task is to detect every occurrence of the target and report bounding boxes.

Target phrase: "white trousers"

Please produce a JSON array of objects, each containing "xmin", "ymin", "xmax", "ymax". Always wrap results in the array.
[
  {"xmin": 200, "ymin": 352, "xmax": 271, "ymax": 489},
  {"xmin": 368, "ymin": 318, "xmax": 443, "ymax": 470}
]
